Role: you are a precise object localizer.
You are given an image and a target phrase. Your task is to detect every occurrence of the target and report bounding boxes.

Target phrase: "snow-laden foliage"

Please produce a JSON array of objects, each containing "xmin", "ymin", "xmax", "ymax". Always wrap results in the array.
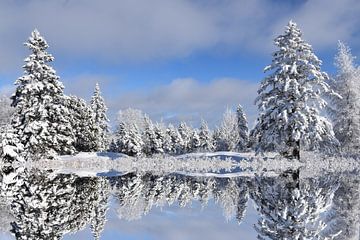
[
  {"xmin": 90, "ymin": 177, "xmax": 110, "ymax": 240},
  {"xmin": 251, "ymin": 170, "xmax": 340, "ymax": 240},
  {"xmin": 166, "ymin": 124, "xmax": 183, "ymax": 155},
  {"xmin": 178, "ymin": 122, "xmax": 193, "ymax": 153},
  {"xmin": 327, "ymin": 42, "xmax": 360, "ymax": 153},
  {"xmin": 198, "ymin": 120, "xmax": 215, "ymax": 152},
  {"xmin": 0, "ymin": 167, "xmax": 112, "ymax": 240},
  {"xmin": 0, "ymin": 96, "xmax": 13, "ymax": 130},
  {"xmin": 117, "ymin": 108, "xmax": 147, "ymax": 132},
  {"xmin": 214, "ymin": 108, "xmax": 240, "ymax": 151},
  {"xmin": 112, "ymin": 172, "xmax": 250, "ymax": 223},
  {"xmin": 251, "ymin": 21, "xmax": 338, "ymax": 159},
  {"xmin": 0, "ymin": 127, "xmax": 25, "ymax": 164},
  {"xmin": 66, "ymin": 95, "xmax": 98, "ymax": 152},
  {"xmin": 236, "ymin": 104, "xmax": 249, "ymax": 151},
  {"xmin": 10, "ymin": 29, "xmax": 74, "ymax": 159},
  {"xmin": 323, "ymin": 173, "xmax": 360, "ymax": 240},
  {"xmin": 142, "ymin": 116, "xmax": 163, "ymax": 155},
  {"xmin": 112, "ymin": 122, "xmax": 143, "ymax": 156},
  {"xmin": 90, "ymin": 83, "xmax": 110, "ymax": 151}
]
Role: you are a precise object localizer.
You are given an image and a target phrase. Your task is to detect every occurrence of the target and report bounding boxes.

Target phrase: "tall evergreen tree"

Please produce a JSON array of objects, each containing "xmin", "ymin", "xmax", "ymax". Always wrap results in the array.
[
  {"xmin": 113, "ymin": 122, "xmax": 143, "ymax": 156},
  {"xmin": 90, "ymin": 83, "xmax": 110, "ymax": 151},
  {"xmin": 198, "ymin": 120, "xmax": 214, "ymax": 152},
  {"xmin": 328, "ymin": 42, "xmax": 360, "ymax": 153},
  {"xmin": 66, "ymin": 96, "xmax": 97, "ymax": 152},
  {"xmin": 10, "ymin": 29, "xmax": 74, "ymax": 159},
  {"xmin": 236, "ymin": 104, "xmax": 249, "ymax": 151},
  {"xmin": 252, "ymin": 21, "xmax": 337, "ymax": 159},
  {"xmin": 142, "ymin": 116, "xmax": 157, "ymax": 156},
  {"xmin": 166, "ymin": 124, "xmax": 183, "ymax": 155},
  {"xmin": 91, "ymin": 178, "xmax": 110, "ymax": 240},
  {"xmin": 178, "ymin": 122, "xmax": 193, "ymax": 153}
]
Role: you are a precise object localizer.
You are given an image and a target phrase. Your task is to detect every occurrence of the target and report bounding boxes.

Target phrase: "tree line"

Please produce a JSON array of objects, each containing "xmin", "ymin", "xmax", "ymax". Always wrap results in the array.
[{"xmin": 1, "ymin": 20, "xmax": 360, "ymax": 162}]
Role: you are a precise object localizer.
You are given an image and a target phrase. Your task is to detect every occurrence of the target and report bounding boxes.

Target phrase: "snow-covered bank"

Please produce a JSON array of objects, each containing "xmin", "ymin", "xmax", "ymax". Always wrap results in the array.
[{"xmin": 25, "ymin": 151, "xmax": 360, "ymax": 178}]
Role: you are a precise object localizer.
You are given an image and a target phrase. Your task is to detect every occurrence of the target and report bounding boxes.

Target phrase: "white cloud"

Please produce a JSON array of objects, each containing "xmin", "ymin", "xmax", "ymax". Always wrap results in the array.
[
  {"xmin": 108, "ymin": 77, "xmax": 259, "ymax": 127},
  {"xmin": 0, "ymin": 0, "xmax": 359, "ymax": 73}
]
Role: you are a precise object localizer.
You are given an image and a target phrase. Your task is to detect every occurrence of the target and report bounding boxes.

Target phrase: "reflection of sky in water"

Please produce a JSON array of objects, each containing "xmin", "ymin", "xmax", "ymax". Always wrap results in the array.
[
  {"xmin": 0, "ymin": 169, "xmax": 358, "ymax": 239},
  {"xmin": 62, "ymin": 198, "xmax": 258, "ymax": 240}
]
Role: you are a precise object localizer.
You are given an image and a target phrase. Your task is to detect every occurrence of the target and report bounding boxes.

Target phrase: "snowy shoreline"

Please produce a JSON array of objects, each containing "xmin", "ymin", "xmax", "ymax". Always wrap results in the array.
[{"xmin": 23, "ymin": 151, "xmax": 360, "ymax": 178}]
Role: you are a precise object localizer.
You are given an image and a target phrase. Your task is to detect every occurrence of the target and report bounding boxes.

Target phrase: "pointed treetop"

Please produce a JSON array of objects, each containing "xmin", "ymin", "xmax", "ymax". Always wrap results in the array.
[
  {"xmin": 24, "ymin": 29, "xmax": 54, "ymax": 63},
  {"xmin": 95, "ymin": 82, "xmax": 101, "ymax": 93}
]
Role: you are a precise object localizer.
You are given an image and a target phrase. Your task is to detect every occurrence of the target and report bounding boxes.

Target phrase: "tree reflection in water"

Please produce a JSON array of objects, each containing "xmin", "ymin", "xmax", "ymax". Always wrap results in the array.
[{"xmin": 0, "ymin": 166, "xmax": 358, "ymax": 240}]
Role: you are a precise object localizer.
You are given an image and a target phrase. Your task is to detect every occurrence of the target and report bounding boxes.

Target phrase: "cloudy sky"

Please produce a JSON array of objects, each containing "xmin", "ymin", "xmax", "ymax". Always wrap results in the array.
[{"xmin": 1, "ymin": 0, "xmax": 360, "ymax": 127}]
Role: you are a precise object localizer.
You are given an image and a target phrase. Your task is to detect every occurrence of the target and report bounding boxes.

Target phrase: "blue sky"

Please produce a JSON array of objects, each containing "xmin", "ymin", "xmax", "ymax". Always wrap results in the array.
[{"xmin": 1, "ymin": 0, "xmax": 360, "ymax": 127}]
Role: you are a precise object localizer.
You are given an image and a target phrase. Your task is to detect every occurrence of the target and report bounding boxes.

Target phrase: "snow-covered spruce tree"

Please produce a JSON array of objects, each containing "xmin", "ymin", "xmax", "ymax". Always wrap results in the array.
[
  {"xmin": 166, "ymin": 124, "xmax": 183, "ymax": 155},
  {"xmin": 215, "ymin": 108, "xmax": 239, "ymax": 152},
  {"xmin": 142, "ymin": 116, "xmax": 158, "ymax": 156},
  {"xmin": 178, "ymin": 122, "xmax": 193, "ymax": 153},
  {"xmin": 154, "ymin": 123, "xmax": 166, "ymax": 154},
  {"xmin": 66, "ymin": 95, "xmax": 97, "ymax": 152},
  {"xmin": 0, "ymin": 127, "xmax": 24, "ymax": 164},
  {"xmin": 190, "ymin": 129, "xmax": 201, "ymax": 152},
  {"xmin": 198, "ymin": 120, "xmax": 214, "ymax": 152},
  {"xmin": 0, "ymin": 96, "xmax": 13, "ymax": 130},
  {"xmin": 252, "ymin": 21, "xmax": 337, "ymax": 159},
  {"xmin": 113, "ymin": 121, "xmax": 143, "ymax": 156},
  {"xmin": 90, "ymin": 83, "xmax": 110, "ymax": 151},
  {"xmin": 10, "ymin": 29, "xmax": 74, "ymax": 159},
  {"xmin": 90, "ymin": 177, "xmax": 110, "ymax": 240},
  {"xmin": 251, "ymin": 171, "xmax": 339, "ymax": 240},
  {"xmin": 236, "ymin": 104, "xmax": 249, "ymax": 151},
  {"xmin": 323, "ymin": 173, "xmax": 360, "ymax": 240},
  {"xmin": 327, "ymin": 42, "xmax": 360, "ymax": 153}
]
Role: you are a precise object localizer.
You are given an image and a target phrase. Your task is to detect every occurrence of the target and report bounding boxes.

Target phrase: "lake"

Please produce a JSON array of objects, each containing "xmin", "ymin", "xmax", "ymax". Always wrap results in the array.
[{"xmin": 0, "ymin": 161, "xmax": 359, "ymax": 240}]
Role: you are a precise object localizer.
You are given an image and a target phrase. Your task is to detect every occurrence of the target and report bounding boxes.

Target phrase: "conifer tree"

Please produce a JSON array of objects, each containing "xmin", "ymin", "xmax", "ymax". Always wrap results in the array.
[
  {"xmin": 166, "ymin": 124, "xmax": 183, "ymax": 155},
  {"xmin": 190, "ymin": 129, "xmax": 201, "ymax": 152},
  {"xmin": 198, "ymin": 120, "xmax": 214, "ymax": 152},
  {"xmin": 328, "ymin": 42, "xmax": 360, "ymax": 153},
  {"xmin": 252, "ymin": 21, "xmax": 337, "ymax": 159},
  {"xmin": 113, "ymin": 122, "xmax": 143, "ymax": 156},
  {"xmin": 142, "ymin": 116, "xmax": 157, "ymax": 156},
  {"xmin": 178, "ymin": 122, "xmax": 193, "ymax": 153},
  {"xmin": 90, "ymin": 83, "xmax": 110, "ymax": 151},
  {"xmin": 66, "ymin": 96, "xmax": 97, "ymax": 152},
  {"xmin": 10, "ymin": 29, "xmax": 74, "ymax": 159},
  {"xmin": 236, "ymin": 104, "xmax": 249, "ymax": 151}
]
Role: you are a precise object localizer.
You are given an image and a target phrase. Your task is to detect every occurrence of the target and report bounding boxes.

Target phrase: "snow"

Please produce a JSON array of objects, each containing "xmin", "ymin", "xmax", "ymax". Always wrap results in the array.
[{"xmin": 26, "ymin": 151, "xmax": 360, "ymax": 178}]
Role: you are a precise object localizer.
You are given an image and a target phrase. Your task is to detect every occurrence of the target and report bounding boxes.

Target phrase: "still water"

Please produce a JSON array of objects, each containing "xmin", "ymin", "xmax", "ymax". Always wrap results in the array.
[{"xmin": 0, "ymin": 166, "xmax": 359, "ymax": 240}]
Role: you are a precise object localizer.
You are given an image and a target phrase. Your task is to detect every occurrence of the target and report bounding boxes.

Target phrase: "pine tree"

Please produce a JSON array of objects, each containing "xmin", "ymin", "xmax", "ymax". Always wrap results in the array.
[
  {"xmin": 0, "ymin": 127, "xmax": 25, "ymax": 164},
  {"xmin": 252, "ymin": 21, "xmax": 337, "ymax": 159},
  {"xmin": 198, "ymin": 120, "xmax": 214, "ymax": 152},
  {"xmin": 166, "ymin": 124, "xmax": 183, "ymax": 155},
  {"xmin": 142, "ymin": 116, "xmax": 157, "ymax": 156},
  {"xmin": 251, "ymin": 171, "xmax": 339, "ymax": 239},
  {"xmin": 10, "ymin": 29, "xmax": 74, "ymax": 159},
  {"xmin": 178, "ymin": 122, "xmax": 193, "ymax": 153},
  {"xmin": 113, "ymin": 122, "xmax": 143, "ymax": 156},
  {"xmin": 236, "ymin": 104, "xmax": 249, "ymax": 151},
  {"xmin": 190, "ymin": 129, "xmax": 201, "ymax": 152},
  {"xmin": 90, "ymin": 83, "xmax": 110, "ymax": 151},
  {"xmin": 91, "ymin": 178, "xmax": 110, "ymax": 240},
  {"xmin": 328, "ymin": 42, "xmax": 360, "ymax": 153},
  {"xmin": 66, "ymin": 95, "xmax": 97, "ymax": 152},
  {"xmin": 153, "ymin": 123, "xmax": 165, "ymax": 154},
  {"xmin": 0, "ymin": 96, "xmax": 13, "ymax": 129}
]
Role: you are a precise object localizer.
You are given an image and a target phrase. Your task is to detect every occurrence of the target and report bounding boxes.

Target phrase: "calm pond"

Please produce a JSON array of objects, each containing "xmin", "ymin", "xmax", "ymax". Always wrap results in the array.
[{"xmin": 0, "ymin": 166, "xmax": 359, "ymax": 240}]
